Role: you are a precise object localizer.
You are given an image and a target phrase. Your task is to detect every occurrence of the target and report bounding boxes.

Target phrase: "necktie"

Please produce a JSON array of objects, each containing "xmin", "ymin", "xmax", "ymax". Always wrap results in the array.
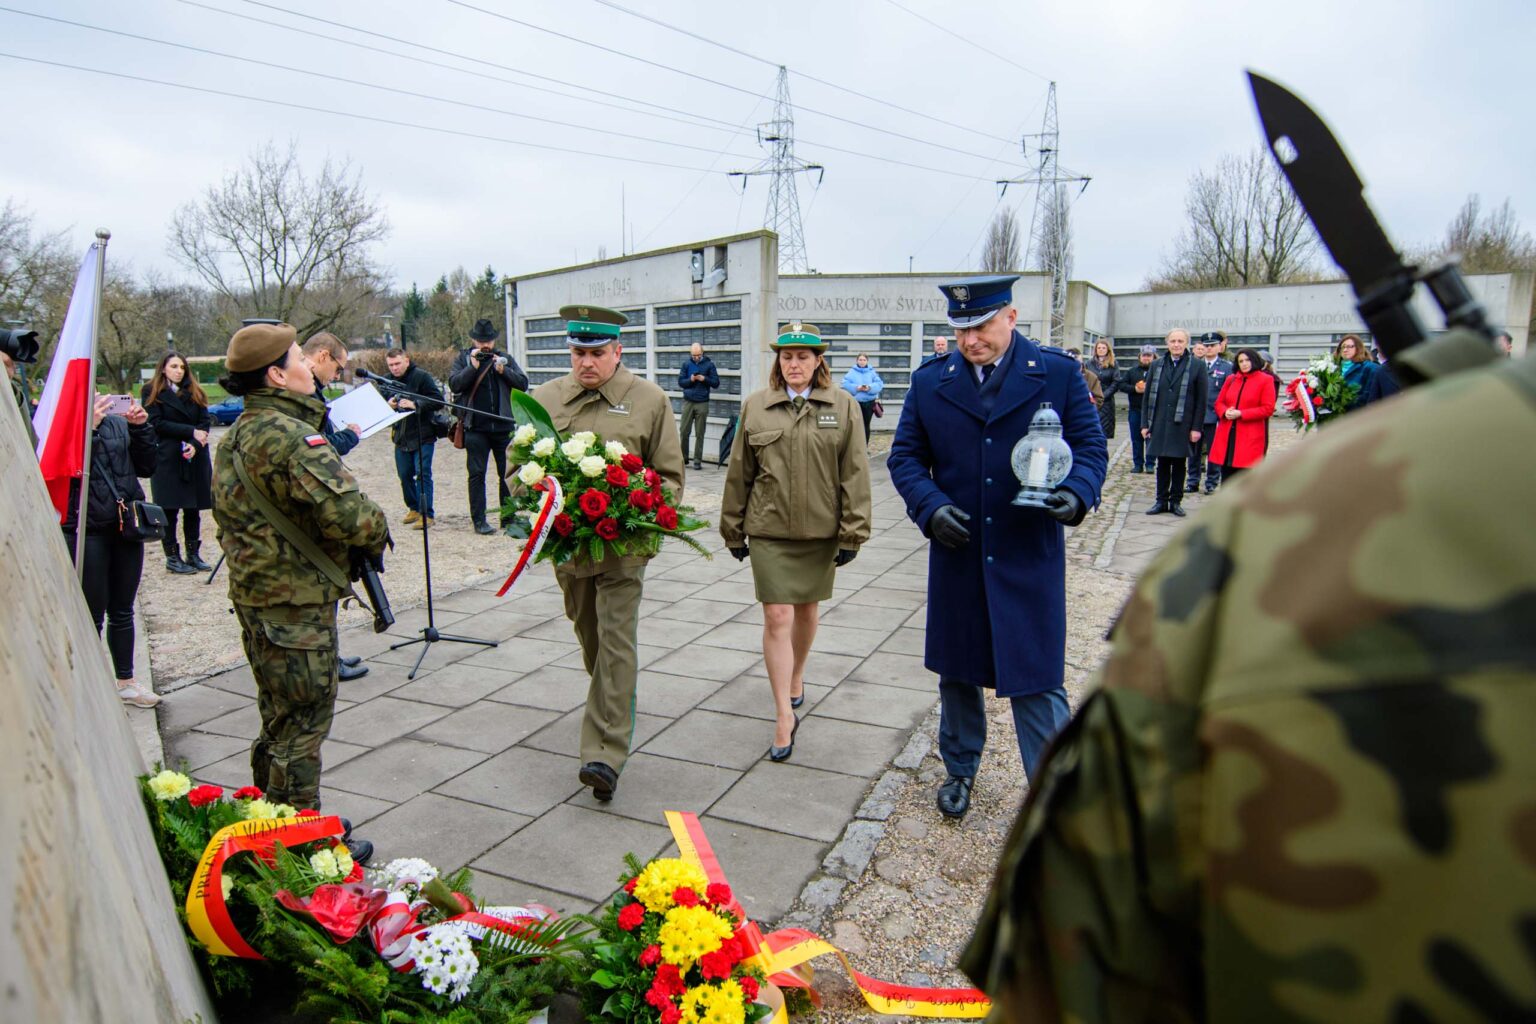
[
  {"xmin": 792, "ymin": 396, "xmax": 805, "ymax": 410},
  {"xmin": 981, "ymin": 363, "xmax": 996, "ymax": 385}
]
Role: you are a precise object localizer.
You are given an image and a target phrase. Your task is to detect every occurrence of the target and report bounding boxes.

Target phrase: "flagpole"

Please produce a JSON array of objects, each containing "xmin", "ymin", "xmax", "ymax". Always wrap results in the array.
[{"xmin": 73, "ymin": 228, "xmax": 109, "ymax": 581}]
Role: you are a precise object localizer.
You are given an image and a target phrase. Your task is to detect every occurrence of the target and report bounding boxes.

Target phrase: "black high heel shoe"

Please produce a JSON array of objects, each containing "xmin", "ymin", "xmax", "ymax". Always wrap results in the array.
[
  {"xmin": 768, "ymin": 716, "xmax": 799, "ymax": 762},
  {"xmin": 790, "ymin": 692, "xmax": 805, "ymax": 710}
]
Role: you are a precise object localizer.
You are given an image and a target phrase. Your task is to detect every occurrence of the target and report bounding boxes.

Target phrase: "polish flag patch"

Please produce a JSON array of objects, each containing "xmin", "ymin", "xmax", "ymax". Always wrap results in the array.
[{"xmin": 304, "ymin": 434, "xmax": 328, "ymax": 447}]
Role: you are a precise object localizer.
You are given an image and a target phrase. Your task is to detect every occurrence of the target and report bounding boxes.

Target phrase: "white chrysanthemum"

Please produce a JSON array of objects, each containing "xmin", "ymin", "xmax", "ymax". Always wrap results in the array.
[
  {"xmin": 272, "ymin": 803, "xmax": 297, "ymax": 818},
  {"xmin": 220, "ymin": 874, "xmax": 234, "ymax": 900},
  {"xmin": 560, "ymin": 437, "xmax": 589, "ymax": 459},
  {"xmin": 532, "ymin": 437, "xmax": 556, "ymax": 458},
  {"xmin": 1306, "ymin": 374, "xmax": 1320, "ymax": 389},
  {"xmin": 572, "ymin": 430, "xmax": 596, "ymax": 446},
  {"xmin": 147, "ymin": 770, "xmax": 192, "ymax": 802},
  {"xmin": 373, "ymin": 857, "xmax": 438, "ymax": 891},
  {"xmin": 512, "ymin": 424, "xmax": 537, "ymax": 447},
  {"xmin": 578, "ymin": 454, "xmax": 606, "ymax": 477},
  {"xmin": 309, "ymin": 848, "xmax": 339, "ymax": 878},
  {"xmin": 604, "ymin": 439, "xmax": 628, "ymax": 460},
  {"xmin": 242, "ymin": 798, "xmax": 278, "ymax": 820},
  {"xmin": 517, "ymin": 461, "xmax": 546, "ymax": 486}
]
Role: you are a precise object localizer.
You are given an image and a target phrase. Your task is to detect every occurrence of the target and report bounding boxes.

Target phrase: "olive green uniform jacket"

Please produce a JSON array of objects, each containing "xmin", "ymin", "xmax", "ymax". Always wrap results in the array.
[
  {"xmin": 529, "ymin": 365, "xmax": 686, "ymax": 579},
  {"xmin": 720, "ymin": 386, "xmax": 871, "ymax": 549},
  {"xmin": 962, "ymin": 339, "xmax": 1536, "ymax": 1022}
]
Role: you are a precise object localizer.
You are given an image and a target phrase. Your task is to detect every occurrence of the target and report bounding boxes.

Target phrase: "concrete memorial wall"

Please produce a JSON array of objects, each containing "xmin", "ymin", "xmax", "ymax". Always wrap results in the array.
[{"xmin": 0, "ymin": 396, "xmax": 215, "ymax": 1022}]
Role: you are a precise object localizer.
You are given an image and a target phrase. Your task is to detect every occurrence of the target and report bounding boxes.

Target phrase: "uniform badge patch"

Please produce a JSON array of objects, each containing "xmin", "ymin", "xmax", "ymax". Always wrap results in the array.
[
  {"xmin": 304, "ymin": 434, "xmax": 327, "ymax": 447},
  {"xmin": 608, "ymin": 402, "xmax": 630, "ymax": 416},
  {"xmin": 817, "ymin": 413, "xmax": 839, "ymax": 428}
]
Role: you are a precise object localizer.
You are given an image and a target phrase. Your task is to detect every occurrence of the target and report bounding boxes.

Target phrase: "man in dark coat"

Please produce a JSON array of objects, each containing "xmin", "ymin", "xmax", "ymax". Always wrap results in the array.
[
  {"xmin": 384, "ymin": 348, "xmax": 445, "ymax": 528},
  {"xmin": 1187, "ymin": 331, "xmax": 1232, "ymax": 494},
  {"xmin": 889, "ymin": 275, "xmax": 1107, "ymax": 820},
  {"xmin": 1122, "ymin": 345, "xmax": 1156, "ymax": 472},
  {"xmin": 676, "ymin": 342, "xmax": 719, "ymax": 471},
  {"xmin": 1141, "ymin": 328, "xmax": 1208, "ymax": 517},
  {"xmin": 449, "ymin": 318, "xmax": 528, "ymax": 535}
]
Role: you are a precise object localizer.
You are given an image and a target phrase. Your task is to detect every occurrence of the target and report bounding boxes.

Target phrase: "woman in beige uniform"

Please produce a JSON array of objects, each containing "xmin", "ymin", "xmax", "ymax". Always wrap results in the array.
[{"xmin": 720, "ymin": 323, "xmax": 872, "ymax": 762}]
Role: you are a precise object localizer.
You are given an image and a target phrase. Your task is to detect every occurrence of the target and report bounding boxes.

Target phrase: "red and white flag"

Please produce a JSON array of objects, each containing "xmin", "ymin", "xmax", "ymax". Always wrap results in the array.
[{"xmin": 33, "ymin": 243, "xmax": 104, "ymax": 521}]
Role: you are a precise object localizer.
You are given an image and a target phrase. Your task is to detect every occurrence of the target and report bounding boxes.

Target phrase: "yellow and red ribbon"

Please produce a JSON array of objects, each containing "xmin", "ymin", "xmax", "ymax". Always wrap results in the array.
[{"xmin": 664, "ymin": 811, "xmax": 991, "ymax": 1020}]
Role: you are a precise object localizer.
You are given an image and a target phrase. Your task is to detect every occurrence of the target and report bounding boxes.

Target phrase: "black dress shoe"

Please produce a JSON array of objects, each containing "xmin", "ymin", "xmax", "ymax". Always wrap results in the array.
[
  {"xmin": 344, "ymin": 838, "xmax": 374, "ymax": 867},
  {"xmin": 474, "ymin": 521, "xmax": 496, "ymax": 535},
  {"xmin": 339, "ymin": 655, "xmax": 362, "ymax": 668},
  {"xmin": 1170, "ymin": 504, "xmax": 1187, "ymax": 517},
  {"xmin": 338, "ymin": 661, "xmax": 369, "ymax": 681},
  {"xmin": 768, "ymin": 716, "xmax": 799, "ymax": 762},
  {"xmin": 1145, "ymin": 502, "xmax": 1168, "ymax": 515},
  {"xmin": 936, "ymin": 775, "xmax": 974, "ymax": 819},
  {"xmin": 579, "ymin": 761, "xmax": 618, "ymax": 801},
  {"xmin": 1204, "ymin": 484, "xmax": 1217, "ymax": 495}
]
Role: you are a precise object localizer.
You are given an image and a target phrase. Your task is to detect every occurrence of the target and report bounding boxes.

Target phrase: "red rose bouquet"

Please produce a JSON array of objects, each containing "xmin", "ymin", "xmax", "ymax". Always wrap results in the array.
[{"xmin": 1283, "ymin": 353, "xmax": 1359, "ymax": 432}]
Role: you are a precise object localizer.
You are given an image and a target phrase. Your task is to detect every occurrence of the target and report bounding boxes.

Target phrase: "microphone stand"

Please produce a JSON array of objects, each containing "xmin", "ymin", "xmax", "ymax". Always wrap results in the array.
[{"xmin": 362, "ymin": 370, "xmax": 504, "ymax": 679}]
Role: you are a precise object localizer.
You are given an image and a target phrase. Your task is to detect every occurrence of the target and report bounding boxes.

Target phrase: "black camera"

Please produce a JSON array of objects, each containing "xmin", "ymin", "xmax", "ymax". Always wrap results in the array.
[
  {"xmin": 350, "ymin": 547, "xmax": 395, "ymax": 633},
  {"xmin": 0, "ymin": 327, "xmax": 39, "ymax": 364}
]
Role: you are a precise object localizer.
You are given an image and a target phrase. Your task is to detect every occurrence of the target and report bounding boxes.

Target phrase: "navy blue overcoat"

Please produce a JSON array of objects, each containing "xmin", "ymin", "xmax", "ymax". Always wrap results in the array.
[{"xmin": 887, "ymin": 334, "xmax": 1107, "ymax": 696}]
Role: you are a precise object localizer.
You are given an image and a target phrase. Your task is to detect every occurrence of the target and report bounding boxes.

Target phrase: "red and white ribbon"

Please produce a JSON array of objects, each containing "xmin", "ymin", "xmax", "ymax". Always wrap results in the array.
[{"xmin": 497, "ymin": 476, "xmax": 562, "ymax": 597}]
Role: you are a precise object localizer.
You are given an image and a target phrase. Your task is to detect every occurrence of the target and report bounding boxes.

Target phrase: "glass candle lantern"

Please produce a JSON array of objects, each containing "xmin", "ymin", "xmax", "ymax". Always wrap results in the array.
[{"xmin": 1010, "ymin": 402, "xmax": 1073, "ymax": 507}]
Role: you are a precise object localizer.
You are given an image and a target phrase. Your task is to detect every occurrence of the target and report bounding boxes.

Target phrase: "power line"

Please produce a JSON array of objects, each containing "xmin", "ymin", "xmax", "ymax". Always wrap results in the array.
[
  {"xmin": 637, "ymin": 95, "xmax": 769, "ymax": 249},
  {"xmin": 588, "ymin": 0, "xmax": 1019, "ymax": 146},
  {"xmin": 878, "ymin": 0, "xmax": 1052, "ymax": 82}
]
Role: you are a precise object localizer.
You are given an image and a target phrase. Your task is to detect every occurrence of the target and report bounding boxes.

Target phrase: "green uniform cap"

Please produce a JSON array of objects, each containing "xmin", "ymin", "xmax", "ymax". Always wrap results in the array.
[
  {"xmin": 560, "ymin": 304, "xmax": 627, "ymax": 347},
  {"xmin": 773, "ymin": 321, "xmax": 826, "ymax": 350}
]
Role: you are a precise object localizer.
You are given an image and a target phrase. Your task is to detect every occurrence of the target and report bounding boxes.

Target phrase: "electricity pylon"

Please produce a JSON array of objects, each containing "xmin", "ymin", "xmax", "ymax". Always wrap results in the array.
[{"xmin": 729, "ymin": 66, "xmax": 824, "ymax": 273}]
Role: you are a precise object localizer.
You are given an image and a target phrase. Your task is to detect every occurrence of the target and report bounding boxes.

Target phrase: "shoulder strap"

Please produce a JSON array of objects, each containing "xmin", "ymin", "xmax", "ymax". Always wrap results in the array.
[
  {"xmin": 231, "ymin": 446, "xmax": 352, "ymax": 591},
  {"xmin": 464, "ymin": 357, "xmax": 496, "ymax": 401}
]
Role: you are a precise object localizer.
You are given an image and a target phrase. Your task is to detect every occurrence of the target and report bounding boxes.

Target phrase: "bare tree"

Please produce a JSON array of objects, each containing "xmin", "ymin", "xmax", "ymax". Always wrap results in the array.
[
  {"xmin": 169, "ymin": 141, "xmax": 390, "ymax": 338},
  {"xmin": 0, "ymin": 199, "xmax": 76, "ymax": 360},
  {"xmin": 1431, "ymin": 195, "xmax": 1536, "ymax": 273},
  {"xmin": 1037, "ymin": 185, "xmax": 1073, "ymax": 338},
  {"xmin": 980, "ymin": 207, "xmax": 1022, "ymax": 273},
  {"xmin": 1146, "ymin": 148, "xmax": 1325, "ymax": 291}
]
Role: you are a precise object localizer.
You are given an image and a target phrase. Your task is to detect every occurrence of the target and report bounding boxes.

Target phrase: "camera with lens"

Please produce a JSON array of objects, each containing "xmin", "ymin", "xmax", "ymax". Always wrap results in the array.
[
  {"xmin": 0, "ymin": 327, "xmax": 39, "ymax": 364},
  {"xmin": 349, "ymin": 547, "xmax": 395, "ymax": 632}
]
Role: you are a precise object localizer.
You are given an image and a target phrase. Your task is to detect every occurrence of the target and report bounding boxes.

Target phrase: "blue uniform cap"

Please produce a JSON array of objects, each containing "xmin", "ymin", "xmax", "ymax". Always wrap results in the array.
[{"xmin": 939, "ymin": 274, "xmax": 1019, "ymax": 328}]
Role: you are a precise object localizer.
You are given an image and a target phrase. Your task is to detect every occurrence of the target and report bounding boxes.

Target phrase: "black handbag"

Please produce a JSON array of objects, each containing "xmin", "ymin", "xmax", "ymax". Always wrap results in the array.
[{"xmin": 101, "ymin": 467, "xmax": 166, "ymax": 542}]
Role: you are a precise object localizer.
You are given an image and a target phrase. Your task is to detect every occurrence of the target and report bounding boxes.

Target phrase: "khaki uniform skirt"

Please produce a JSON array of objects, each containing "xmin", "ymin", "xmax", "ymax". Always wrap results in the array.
[{"xmin": 750, "ymin": 536, "xmax": 839, "ymax": 604}]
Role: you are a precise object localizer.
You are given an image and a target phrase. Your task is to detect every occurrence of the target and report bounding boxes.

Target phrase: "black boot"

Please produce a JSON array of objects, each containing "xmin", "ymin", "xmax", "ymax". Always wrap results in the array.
[
  {"xmin": 164, "ymin": 540, "xmax": 197, "ymax": 574},
  {"xmin": 184, "ymin": 544, "xmax": 213, "ymax": 572}
]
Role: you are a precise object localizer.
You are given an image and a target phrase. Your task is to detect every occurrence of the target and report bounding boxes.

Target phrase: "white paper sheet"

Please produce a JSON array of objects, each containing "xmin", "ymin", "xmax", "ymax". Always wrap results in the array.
[{"xmin": 327, "ymin": 383, "xmax": 410, "ymax": 440}]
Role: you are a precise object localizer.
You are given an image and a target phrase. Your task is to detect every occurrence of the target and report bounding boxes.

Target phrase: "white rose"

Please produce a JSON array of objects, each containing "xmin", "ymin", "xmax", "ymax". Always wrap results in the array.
[
  {"xmin": 572, "ymin": 430, "xmax": 597, "ymax": 446},
  {"xmin": 517, "ymin": 462, "xmax": 546, "ymax": 486},
  {"xmin": 604, "ymin": 440, "xmax": 628, "ymax": 460},
  {"xmin": 578, "ymin": 454, "xmax": 607, "ymax": 478},
  {"xmin": 560, "ymin": 438, "xmax": 589, "ymax": 460},
  {"xmin": 532, "ymin": 437, "xmax": 556, "ymax": 458},
  {"xmin": 512, "ymin": 424, "xmax": 537, "ymax": 447}
]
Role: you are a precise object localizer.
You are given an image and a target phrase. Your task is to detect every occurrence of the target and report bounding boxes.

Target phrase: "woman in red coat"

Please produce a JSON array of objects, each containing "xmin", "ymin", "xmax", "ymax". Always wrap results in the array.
[{"xmin": 1212, "ymin": 348, "xmax": 1277, "ymax": 480}]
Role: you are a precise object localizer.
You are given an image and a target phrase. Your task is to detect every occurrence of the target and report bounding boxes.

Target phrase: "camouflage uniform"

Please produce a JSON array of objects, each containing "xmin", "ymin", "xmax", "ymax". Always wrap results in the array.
[
  {"xmin": 212, "ymin": 388, "xmax": 388, "ymax": 809},
  {"xmin": 962, "ymin": 334, "xmax": 1536, "ymax": 1022},
  {"xmin": 10, "ymin": 374, "xmax": 36, "ymax": 449}
]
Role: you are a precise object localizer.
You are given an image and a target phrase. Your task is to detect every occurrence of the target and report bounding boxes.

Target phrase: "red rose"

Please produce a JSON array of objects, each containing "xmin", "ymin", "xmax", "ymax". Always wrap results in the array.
[
  {"xmin": 553, "ymin": 512, "xmax": 574, "ymax": 537},
  {"xmin": 638, "ymin": 944, "xmax": 661, "ymax": 967},
  {"xmin": 705, "ymin": 883, "xmax": 732, "ymax": 907},
  {"xmin": 187, "ymin": 784, "xmax": 224, "ymax": 808},
  {"xmin": 605, "ymin": 465, "xmax": 630, "ymax": 488},
  {"xmin": 740, "ymin": 977, "xmax": 760, "ymax": 1001},
  {"xmin": 655, "ymin": 505, "xmax": 679, "ymax": 531},
  {"xmin": 624, "ymin": 877, "xmax": 638, "ymax": 893},
  {"xmin": 621, "ymin": 453, "xmax": 644, "ymax": 473},
  {"xmin": 699, "ymin": 949, "xmax": 732, "ymax": 980},
  {"xmin": 578, "ymin": 488, "xmax": 610, "ymax": 520},
  {"xmin": 654, "ymin": 964, "xmax": 686, "ymax": 995},
  {"xmin": 617, "ymin": 902, "xmax": 646, "ymax": 931},
  {"xmin": 595, "ymin": 517, "xmax": 621, "ymax": 540},
  {"xmin": 660, "ymin": 1006, "xmax": 682, "ymax": 1024},
  {"xmin": 233, "ymin": 786, "xmax": 263, "ymax": 800},
  {"xmin": 643, "ymin": 468, "xmax": 660, "ymax": 488},
  {"xmin": 628, "ymin": 488, "xmax": 654, "ymax": 511}
]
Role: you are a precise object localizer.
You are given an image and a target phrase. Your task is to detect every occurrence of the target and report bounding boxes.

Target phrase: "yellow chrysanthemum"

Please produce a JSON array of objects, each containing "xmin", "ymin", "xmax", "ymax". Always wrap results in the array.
[
  {"xmin": 632, "ymin": 858, "xmax": 710, "ymax": 914},
  {"xmin": 657, "ymin": 904, "xmax": 733, "ymax": 969},
  {"xmin": 680, "ymin": 980, "xmax": 746, "ymax": 1024},
  {"xmin": 147, "ymin": 770, "xmax": 192, "ymax": 802}
]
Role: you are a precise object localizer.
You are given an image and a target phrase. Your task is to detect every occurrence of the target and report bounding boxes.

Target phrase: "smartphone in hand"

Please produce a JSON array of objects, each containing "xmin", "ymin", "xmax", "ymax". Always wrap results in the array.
[{"xmin": 104, "ymin": 394, "xmax": 134, "ymax": 416}]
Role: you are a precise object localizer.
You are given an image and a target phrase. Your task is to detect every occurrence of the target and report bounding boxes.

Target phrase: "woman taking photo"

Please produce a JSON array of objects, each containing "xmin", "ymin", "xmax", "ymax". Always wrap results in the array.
[
  {"xmin": 1086, "ymin": 339, "xmax": 1120, "ymax": 440},
  {"xmin": 839, "ymin": 352, "xmax": 884, "ymax": 440},
  {"xmin": 64, "ymin": 394, "xmax": 161, "ymax": 707},
  {"xmin": 141, "ymin": 352, "xmax": 214, "ymax": 573},
  {"xmin": 1211, "ymin": 348, "xmax": 1277, "ymax": 481},
  {"xmin": 1336, "ymin": 334, "xmax": 1381, "ymax": 410},
  {"xmin": 722, "ymin": 323, "xmax": 872, "ymax": 762}
]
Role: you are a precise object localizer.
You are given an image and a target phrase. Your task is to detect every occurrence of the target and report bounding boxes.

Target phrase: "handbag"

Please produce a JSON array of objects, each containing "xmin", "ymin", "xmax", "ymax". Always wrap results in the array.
[
  {"xmin": 100, "ymin": 463, "xmax": 166, "ymax": 543},
  {"xmin": 871, "ymin": 399, "xmax": 884, "ymax": 419},
  {"xmin": 450, "ymin": 357, "xmax": 497, "ymax": 450}
]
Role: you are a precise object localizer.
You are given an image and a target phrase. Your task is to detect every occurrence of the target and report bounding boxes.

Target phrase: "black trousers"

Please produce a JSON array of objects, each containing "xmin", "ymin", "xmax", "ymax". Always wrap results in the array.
[
  {"xmin": 161, "ymin": 507, "xmax": 202, "ymax": 554},
  {"xmin": 66, "ymin": 530, "xmax": 144, "ymax": 680},
  {"xmin": 1187, "ymin": 425, "xmax": 1222, "ymax": 490},
  {"xmin": 464, "ymin": 428, "xmax": 511, "ymax": 525},
  {"xmin": 1155, "ymin": 456, "xmax": 1187, "ymax": 506},
  {"xmin": 858, "ymin": 401, "xmax": 875, "ymax": 439}
]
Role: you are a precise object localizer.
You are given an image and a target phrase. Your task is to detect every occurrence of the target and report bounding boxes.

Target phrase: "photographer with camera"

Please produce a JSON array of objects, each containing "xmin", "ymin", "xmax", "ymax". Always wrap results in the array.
[
  {"xmin": 212, "ymin": 322, "xmax": 388, "ymax": 854},
  {"xmin": 2, "ymin": 326, "xmax": 39, "ymax": 447},
  {"xmin": 449, "ymin": 318, "xmax": 527, "ymax": 535},
  {"xmin": 383, "ymin": 347, "xmax": 444, "ymax": 530}
]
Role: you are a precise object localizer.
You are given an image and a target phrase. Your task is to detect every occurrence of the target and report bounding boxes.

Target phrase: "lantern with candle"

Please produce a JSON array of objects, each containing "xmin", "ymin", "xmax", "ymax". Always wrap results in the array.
[{"xmin": 1010, "ymin": 403, "xmax": 1073, "ymax": 507}]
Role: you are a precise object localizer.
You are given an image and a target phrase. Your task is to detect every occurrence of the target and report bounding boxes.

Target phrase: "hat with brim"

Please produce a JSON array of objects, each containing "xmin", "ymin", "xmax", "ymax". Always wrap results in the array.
[
  {"xmin": 226, "ymin": 322, "xmax": 297, "ymax": 372},
  {"xmin": 469, "ymin": 318, "xmax": 500, "ymax": 342},
  {"xmin": 772, "ymin": 322, "xmax": 826, "ymax": 350},
  {"xmin": 560, "ymin": 304, "xmax": 627, "ymax": 349},
  {"xmin": 940, "ymin": 274, "xmax": 1019, "ymax": 328}
]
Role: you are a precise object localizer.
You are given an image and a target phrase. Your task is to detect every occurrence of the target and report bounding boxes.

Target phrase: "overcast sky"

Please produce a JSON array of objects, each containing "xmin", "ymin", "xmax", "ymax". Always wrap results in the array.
[{"xmin": 3, "ymin": 0, "xmax": 1532, "ymax": 296}]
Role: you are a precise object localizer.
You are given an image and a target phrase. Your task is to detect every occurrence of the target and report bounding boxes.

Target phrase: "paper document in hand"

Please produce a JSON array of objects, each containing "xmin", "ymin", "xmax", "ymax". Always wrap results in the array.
[{"xmin": 327, "ymin": 383, "xmax": 410, "ymax": 440}]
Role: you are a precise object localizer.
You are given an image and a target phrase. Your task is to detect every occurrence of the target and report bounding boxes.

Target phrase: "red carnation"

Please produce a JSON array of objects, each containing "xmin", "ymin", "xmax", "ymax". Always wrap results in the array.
[
  {"xmin": 645, "ymin": 988, "xmax": 672, "ymax": 1011},
  {"xmin": 624, "ymin": 877, "xmax": 639, "ymax": 893},
  {"xmin": 628, "ymin": 488, "xmax": 654, "ymax": 511},
  {"xmin": 672, "ymin": 886, "xmax": 700, "ymax": 907},
  {"xmin": 605, "ymin": 465, "xmax": 631, "ymax": 488},
  {"xmin": 187, "ymin": 784, "xmax": 224, "ymax": 808},
  {"xmin": 740, "ymin": 977, "xmax": 759, "ymax": 1001},
  {"xmin": 654, "ymin": 963, "xmax": 686, "ymax": 995},
  {"xmin": 621, "ymin": 453, "xmax": 644, "ymax": 473},
  {"xmin": 655, "ymin": 505, "xmax": 679, "ymax": 531},
  {"xmin": 595, "ymin": 517, "xmax": 621, "ymax": 540},
  {"xmin": 579, "ymin": 488, "xmax": 610, "ymax": 520},
  {"xmin": 699, "ymin": 949, "xmax": 733, "ymax": 980},
  {"xmin": 705, "ymin": 883, "xmax": 732, "ymax": 907},
  {"xmin": 644, "ymin": 468, "xmax": 660, "ymax": 488},
  {"xmin": 617, "ymin": 902, "xmax": 646, "ymax": 931},
  {"xmin": 233, "ymin": 786, "xmax": 263, "ymax": 800},
  {"xmin": 660, "ymin": 1006, "xmax": 682, "ymax": 1024},
  {"xmin": 638, "ymin": 944, "xmax": 661, "ymax": 967},
  {"xmin": 718, "ymin": 937, "xmax": 743, "ymax": 963},
  {"xmin": 553, "ymin": 512, "xmax": 574, "ymax": 537}
]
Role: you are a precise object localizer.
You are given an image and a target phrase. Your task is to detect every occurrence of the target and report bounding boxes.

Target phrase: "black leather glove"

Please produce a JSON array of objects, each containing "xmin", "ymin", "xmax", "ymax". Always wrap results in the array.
[
  {"xmin": 729, "ymin": 545, "xmax": 750, "ymax": 562},
  {"xmin": 929, "ymin": 505, "xmax": 971, "ymax": 548},
  {"xmin": 833, "ymin": 548, "xmax": 857, "ymax": 567},
  {"xmin": 1042, "ymin": 489, "xmax": 1084, "ymax": 524}
]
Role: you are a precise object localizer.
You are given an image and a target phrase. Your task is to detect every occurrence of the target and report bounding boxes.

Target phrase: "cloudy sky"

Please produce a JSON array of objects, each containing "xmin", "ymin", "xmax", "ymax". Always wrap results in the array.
[{"xmin": 2, "ymin": 0, "xmax": 1532, "ymax": 295}]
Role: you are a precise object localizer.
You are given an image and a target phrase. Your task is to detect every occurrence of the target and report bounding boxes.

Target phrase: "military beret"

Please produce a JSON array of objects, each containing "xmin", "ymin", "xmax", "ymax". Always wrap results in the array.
[
  {"xmin": 226, "ymin": 322, "xmax": 297, "ymax": 372},
  {"xmin": 772, "ymin": 322, "xmax": 826, "ymax": 350},
  {"xmin": 560, "ymin": 304, "xmax": 627, "ymax": 348}
]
